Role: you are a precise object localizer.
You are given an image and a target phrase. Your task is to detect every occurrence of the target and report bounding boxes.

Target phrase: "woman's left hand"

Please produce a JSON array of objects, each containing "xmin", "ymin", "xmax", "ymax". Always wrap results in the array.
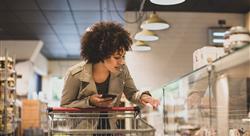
[{"xmin": 140, "ymin": 94, "xmax": 160, "ymax": 109}]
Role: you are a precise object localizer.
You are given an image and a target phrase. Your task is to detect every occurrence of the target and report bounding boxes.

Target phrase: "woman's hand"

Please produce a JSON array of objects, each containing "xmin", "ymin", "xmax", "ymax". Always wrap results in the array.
[
  {"xmin": 89, "ymin": 94, "xmax": 113, "ymax": 107},
  {"xmin": 140, "ymin": 94, "xmax": 160, "ymax": 109}
]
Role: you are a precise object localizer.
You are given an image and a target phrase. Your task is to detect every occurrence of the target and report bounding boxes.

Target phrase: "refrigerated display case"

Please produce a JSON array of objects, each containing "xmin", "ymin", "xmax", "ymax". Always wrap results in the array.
[{"xmin": 161, "ymin": 44, "xmax": 250, "ymax": 136}]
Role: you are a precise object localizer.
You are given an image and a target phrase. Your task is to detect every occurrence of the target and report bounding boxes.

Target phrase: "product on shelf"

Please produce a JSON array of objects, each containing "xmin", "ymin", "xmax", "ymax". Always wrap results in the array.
[
  {"xmin": 0, "ymin": 57, "xmax": 14, "ymax": 70},
  {"xmin": 193, "ymin": 128, "xmax": 216, "ymax": 136},
  {"xmin": 243, "ymin": 131, "xmax": 250, "ymax": 136},
  {"xmin": 229, "ymin": 128, "xmax": 247, "ymax": 136},
  {"xmin": 7, "ymin": 57, "xmax": 13, "ymax": 70},
  {"xmin": 177, "ymin": 124, "xmax": 200, "ymax": 135},
  {"xmin": 187, "ymin": 91, "xmax": 203, "ymax": 109},
  {"xmin": 0, "ymin": 57, "xmax": 5, "ymax": 69},
  {"xmin": 200, "ymin": 96, "xmax": 212, "ymax": 108},
  {"xmin": 7, "ymin": 77, "xmax": 15, "ymax": 88},
  {"xmin": 224, "ymin": 26, "xmax": 250, "ymax": 51}
]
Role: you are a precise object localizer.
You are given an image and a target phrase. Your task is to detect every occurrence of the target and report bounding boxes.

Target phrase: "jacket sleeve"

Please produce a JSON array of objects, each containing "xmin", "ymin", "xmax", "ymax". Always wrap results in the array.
[
  {"xmin": 122, "ymin": 65, "xmax": 146, "ymax": 105},
  {"xmin": 60, "ymin": 71, "xmax": 92, "ymax": 108}
]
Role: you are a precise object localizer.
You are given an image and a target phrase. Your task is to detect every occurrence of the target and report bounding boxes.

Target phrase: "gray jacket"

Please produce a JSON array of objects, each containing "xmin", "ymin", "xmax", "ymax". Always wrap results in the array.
[
  {"xmin": 60, "ymin": 61, "xmax": 144, "ymax": 108},
  {"xmin": 60, "ymin": 61, "xmax": 145, "ymax": 130}
]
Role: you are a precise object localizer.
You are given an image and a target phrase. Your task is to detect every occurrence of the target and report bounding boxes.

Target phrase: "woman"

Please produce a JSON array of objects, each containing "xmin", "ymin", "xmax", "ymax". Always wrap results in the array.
[{"xmin": 60, "ymin": 21, "xmax": 159, "ymax": 135}]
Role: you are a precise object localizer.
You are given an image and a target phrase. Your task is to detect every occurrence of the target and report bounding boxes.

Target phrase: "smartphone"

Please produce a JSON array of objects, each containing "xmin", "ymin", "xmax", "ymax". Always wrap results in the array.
[{"xmin": 101, "ymin": 94, "xmax": 117, "ymax": 99}]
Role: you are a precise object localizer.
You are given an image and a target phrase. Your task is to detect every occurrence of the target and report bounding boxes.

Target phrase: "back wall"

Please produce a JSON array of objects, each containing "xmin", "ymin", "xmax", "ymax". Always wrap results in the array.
[{"xmin": 124, "ymin": 11, "xmax": 245, "ymax": 91}]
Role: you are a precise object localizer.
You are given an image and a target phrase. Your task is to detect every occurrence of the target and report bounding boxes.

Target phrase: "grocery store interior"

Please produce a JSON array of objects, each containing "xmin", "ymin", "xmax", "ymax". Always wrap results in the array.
[{"xmin": 0, "ymin": 0, "xmax": 250, "ymax": 135}]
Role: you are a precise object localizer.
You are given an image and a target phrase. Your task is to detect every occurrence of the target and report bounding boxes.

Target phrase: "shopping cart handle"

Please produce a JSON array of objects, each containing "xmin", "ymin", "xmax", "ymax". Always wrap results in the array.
[{"xmin": 47, "ymin": 106, "xmax": 140, "ymax": 113}]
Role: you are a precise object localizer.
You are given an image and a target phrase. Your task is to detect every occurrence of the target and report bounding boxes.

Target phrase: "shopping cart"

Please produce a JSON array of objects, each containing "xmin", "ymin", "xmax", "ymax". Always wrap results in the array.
[{"xmin": 47, "ymin": 106, "xmax": 155, "ymax": 136}]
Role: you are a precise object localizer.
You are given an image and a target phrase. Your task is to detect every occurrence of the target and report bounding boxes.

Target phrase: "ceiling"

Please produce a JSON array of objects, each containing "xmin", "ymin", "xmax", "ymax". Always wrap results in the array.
[
  {"xmin": 0, "ymin": 0, "xmax": 126, "ymax": 60},
  {"xmin": 0, "ymin": 0, "xmax": 249, "ymax": 60}
]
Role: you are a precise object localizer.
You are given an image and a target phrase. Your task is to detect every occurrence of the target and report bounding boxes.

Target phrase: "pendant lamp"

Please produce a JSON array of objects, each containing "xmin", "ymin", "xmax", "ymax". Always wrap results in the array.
[
  {"xmin": 150, "ymin": 0, "xmax": 185, "ymax": 5},
  {"xmin": 134, "ymin": 29, "xmax": 159, "ymax": 41},
  {"xmin": 132, "ymin": 41, "xmax": 151, "ymax": 51},
  {"xmin": 141, "ymin": 12, "xmax": 170, "ymax": 30}
]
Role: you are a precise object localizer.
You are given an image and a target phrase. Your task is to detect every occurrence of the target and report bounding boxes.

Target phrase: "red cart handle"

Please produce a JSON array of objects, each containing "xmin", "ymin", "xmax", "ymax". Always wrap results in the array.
[{"xmin": 47, "ymin": 106, "xmax": 140, "ymax": 113}]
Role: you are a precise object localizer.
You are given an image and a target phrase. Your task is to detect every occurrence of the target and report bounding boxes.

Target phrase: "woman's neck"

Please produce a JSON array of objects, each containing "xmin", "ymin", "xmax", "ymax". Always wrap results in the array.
[
  {"xmin": 93, "ymin": 62, "xmax": 110, "ymax": 83},
  {"xmin": 93, "ymin": 62, "xmax": 109, "ymax": 73}
]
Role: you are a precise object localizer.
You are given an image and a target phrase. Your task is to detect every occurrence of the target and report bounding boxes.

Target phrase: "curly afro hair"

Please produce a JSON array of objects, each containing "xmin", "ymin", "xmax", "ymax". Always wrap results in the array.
[{"xmin": 80, "ymin": 21, "xmax": 132, "ymax": 63}]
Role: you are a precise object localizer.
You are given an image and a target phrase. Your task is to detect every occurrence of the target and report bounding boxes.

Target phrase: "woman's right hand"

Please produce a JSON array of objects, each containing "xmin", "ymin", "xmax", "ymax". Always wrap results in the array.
[{"xmin": 89, "ymin": 94, "xmax": 113, "ymax": 107}]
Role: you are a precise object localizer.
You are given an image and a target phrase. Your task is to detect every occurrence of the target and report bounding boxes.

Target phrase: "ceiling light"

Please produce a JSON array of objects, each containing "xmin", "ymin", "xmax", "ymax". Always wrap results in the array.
[
  {"xmin": 132, "ymin": 41, "xmax": 151, "ymax": 51},
  {"xmin": 134, "ymin": 29, "xmax": 159, "ymax": 41},
  {"xmin": 213, "ymin": 39, "xmax": 225, "ymax": 43},
  {"xmin": 150, "ymin": 0, "xmax": 185, "ymax": 5},
  {"xmin": 212, "ymin": 32, "xmax": 226, "ymax": 37},
  {"xmin": 141, "ymin": 12, "xmax": 170, "ymax": 30}
]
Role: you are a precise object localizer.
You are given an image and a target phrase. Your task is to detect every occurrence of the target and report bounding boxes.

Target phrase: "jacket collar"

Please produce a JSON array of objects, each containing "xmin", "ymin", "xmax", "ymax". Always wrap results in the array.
[{"xmin": 79, "ymin": 63, "xmax": 92, "ymax": 82}]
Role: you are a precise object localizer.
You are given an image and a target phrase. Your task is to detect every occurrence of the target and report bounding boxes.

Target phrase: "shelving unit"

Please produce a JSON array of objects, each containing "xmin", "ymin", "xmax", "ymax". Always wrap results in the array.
[{"xmin": 0, "ymin": 50, "xmax": 17, "ymax": 135}]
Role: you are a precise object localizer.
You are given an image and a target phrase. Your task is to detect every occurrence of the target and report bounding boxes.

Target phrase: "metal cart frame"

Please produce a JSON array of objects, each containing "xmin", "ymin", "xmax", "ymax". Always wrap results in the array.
[{"xmin": 47, "ymin": 107, "xmax": 155, "ymax": 136}]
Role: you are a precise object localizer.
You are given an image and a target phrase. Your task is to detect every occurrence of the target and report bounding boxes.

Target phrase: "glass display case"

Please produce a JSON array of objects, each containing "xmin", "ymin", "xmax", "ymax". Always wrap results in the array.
[{"xmin": 161, "ymin": 44, "xmax": 250, "ymax": 136}]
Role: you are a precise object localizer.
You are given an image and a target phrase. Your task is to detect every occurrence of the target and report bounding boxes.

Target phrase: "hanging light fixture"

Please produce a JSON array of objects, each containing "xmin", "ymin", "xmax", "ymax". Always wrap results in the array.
[
  {"xmin": 141, "ymin": 12, "xmax": 170, "ymax": 30},
  {"xmin": 132, "ymin": 41, "xmax": 151, "ymax": 51},
  {"xmin": 134, "ymin": 29, "xmax": 159, "ymax": 41},
  {"xmin": 150, "ymin": 0, "xmax": 185, "ymax": 5}
]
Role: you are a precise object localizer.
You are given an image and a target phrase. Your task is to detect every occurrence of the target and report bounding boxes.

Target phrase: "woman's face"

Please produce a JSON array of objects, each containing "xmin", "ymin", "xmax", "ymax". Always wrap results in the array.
[{"xmin": 103, "ymin": 49, "xmax": 126, "ymax": 73}]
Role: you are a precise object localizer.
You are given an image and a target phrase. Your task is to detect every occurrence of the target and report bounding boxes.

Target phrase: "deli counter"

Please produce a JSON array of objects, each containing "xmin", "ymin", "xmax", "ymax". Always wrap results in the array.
[{"xmin": 156, "ymin": 44, "xmax": 250, "ymax": 136}]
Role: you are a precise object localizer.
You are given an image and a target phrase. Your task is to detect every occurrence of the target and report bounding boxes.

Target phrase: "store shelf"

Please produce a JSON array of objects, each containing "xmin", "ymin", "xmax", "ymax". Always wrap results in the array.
[
  {"xmin": 0, "ymin": 54, "xmax": 18, "ymax": 134},
  {"xmin": 214, "ymin": 45, "xmax": 250, "ymax": 72}
]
